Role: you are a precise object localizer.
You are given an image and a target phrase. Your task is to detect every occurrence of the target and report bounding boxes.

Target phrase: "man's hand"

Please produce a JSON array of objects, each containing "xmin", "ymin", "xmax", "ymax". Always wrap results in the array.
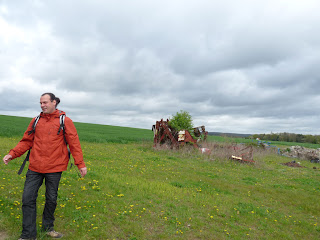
[
  {"xmin": 79, "ymin": 167, "xmax": 87, "ymax": 178},
  {"xmin": 3, "ymin": 155, "xmax": 12, "ymax": 165}
]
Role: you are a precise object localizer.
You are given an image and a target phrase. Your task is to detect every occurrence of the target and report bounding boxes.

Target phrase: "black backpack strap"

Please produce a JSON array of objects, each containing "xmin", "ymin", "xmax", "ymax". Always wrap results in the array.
[
  {"xmin": 19, "ymin": 115, "xmax": 39, "ymax": 175},
  {"xmin": 28, "ymin": 115, "xmax": 41, "ymax": 135},
  {"xmin": 57, "ymin": 114, "xmax": 65, "ymax": 135},
  {"xmin": 17, "ymin": 150, "xmax": 31, "ymax": 175},
  {"xmin": 58, "ymin": 114, "xmax": 71, "ymax": 160}
]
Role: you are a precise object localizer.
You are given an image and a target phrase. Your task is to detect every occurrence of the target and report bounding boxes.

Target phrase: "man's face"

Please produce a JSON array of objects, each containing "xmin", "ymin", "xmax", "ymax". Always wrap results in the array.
[{"xmin": 40, "ymin": 95, "xmax": 56, "ymax": 114}]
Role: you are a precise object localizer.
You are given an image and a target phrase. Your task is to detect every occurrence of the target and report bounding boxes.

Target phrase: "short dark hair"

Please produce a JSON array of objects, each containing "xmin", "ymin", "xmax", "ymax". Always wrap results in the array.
[{"xmin": 41, "ymin": 93, "xmax": 60, "ymax": 107}]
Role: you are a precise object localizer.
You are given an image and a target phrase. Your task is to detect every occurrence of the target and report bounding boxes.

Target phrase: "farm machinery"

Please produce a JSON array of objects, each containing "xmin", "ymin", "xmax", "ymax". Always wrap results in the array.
[
  {"xmin": 152, "ymin": 118, "xmax": 254, "ymax": 162},
  {"xmin": 230, "ymin": 144, "xmax": 254, "ymax": 163},
  {"xmin": 152, "ymin": 119, "xmax": 209, "ymax": 151}
]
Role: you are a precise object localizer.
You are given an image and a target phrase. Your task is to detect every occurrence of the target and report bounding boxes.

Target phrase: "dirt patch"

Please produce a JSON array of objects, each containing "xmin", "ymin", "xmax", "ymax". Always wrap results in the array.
[
  {"xmin": 281, "ymin": 161, "xmax": 305, "ymax": 168},
  {"xmin": 0, "ymin": 231, "xmax": 8, "ymax": 240}
]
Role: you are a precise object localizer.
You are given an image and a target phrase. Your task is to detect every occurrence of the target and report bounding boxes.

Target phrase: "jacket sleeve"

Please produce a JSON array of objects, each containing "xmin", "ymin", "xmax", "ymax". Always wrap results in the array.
[
  {"xmin": 64, "ymin": 117, "xmax": 86, "ymax": 169},
  {"xmin": 9, "ymin": 119, "xmax": 35, "ymax": 159}
]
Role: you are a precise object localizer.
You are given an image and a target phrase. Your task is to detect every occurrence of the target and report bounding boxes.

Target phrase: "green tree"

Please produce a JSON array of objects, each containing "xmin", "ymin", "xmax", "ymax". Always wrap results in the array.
[{"xmin": 169, "ymin": 110, "xmax": 193, "ymax": 132}]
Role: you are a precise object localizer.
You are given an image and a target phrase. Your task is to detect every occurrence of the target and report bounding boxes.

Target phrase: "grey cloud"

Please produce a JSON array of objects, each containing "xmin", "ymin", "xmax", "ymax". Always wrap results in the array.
[{"xmin": 1, "ymin": 0, "xmax": 320, "ymax": 134}]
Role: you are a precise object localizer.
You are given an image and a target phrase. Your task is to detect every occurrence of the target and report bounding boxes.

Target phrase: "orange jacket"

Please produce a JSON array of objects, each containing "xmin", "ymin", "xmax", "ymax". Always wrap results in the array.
[{"xmin": 9, "ymin": 109, "xmax": 86, "ymax": 173}]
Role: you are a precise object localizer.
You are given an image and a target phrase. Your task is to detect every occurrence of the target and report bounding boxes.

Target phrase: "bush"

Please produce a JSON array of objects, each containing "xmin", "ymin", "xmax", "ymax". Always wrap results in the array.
[{"xmin": 169, "ymin": 110, "xmax": 193, "ymax": 132}]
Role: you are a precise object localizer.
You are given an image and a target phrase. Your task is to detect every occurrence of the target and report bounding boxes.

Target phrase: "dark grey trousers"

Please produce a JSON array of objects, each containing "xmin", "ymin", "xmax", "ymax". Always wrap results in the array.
[{"xmin": 20, "ymin": 169, "xmax": 62, "ymax": 239}]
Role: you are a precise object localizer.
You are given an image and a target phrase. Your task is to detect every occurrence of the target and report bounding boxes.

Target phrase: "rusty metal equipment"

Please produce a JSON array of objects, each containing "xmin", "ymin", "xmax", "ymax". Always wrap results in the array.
[
  {"xmin": 231, "ymin": 144, "xmax": 254, "ymax": 163},
  {"xmin": 152, "ymin": 119, "xmax": 208, "ymax": 149},
  {"xmin": 193, "ymin": 125, "xmax": 208, "ymax": 141}
]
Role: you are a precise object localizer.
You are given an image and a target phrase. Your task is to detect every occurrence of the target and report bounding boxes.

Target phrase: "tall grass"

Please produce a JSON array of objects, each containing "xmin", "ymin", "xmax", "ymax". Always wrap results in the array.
[{"xmin": 0, "ymin": 115, "xmax": 320, "ymax": 239}]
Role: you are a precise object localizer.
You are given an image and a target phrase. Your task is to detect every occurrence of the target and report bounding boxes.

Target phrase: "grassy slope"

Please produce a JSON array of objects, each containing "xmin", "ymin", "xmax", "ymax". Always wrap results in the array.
[
  {"xmin": 0, "ymin": 115, "xmax": 154, "ymax": 143},
  {"xmin": 0, "ymin": 115, "xmax": 319, "ymax": 239}
]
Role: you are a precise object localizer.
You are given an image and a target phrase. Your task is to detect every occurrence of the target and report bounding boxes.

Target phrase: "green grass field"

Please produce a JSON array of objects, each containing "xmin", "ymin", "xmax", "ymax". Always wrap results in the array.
[
  {"xmin": 0, "ymin": 115, "xmax": 319, "ymax": 239},
  {"xmin": 0, "ymin": 115, "xmax": 153, "ymax": 144}
]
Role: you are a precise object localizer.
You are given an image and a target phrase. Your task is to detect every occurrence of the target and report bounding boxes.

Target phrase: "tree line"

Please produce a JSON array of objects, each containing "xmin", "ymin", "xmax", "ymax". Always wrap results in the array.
[{"xmin": 251, "ymin": 132, "xmax": 320, "ymax": 144}]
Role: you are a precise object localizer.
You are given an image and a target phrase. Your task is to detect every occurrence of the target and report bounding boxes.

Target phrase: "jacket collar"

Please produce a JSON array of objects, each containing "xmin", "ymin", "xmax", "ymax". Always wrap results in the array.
[{"xmin": 40, "ymin": 109, "xmax": 65, "ymax": 118}]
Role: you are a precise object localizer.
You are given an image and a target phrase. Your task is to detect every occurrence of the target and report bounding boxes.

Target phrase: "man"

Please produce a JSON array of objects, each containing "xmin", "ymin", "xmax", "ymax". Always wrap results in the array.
[{"xmin": 2, "ymin": 93, "xmax": 87, "ymax": 240}]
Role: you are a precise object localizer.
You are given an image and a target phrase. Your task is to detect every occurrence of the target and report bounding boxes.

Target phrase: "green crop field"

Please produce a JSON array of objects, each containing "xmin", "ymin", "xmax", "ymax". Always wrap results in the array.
[
  {"xmin": 0, "ymin": 115, "xmax": 319, "ymax": 239},
  {"xmin": 0, "ymin": 115, "xmax": 154, "ymax": 144}
]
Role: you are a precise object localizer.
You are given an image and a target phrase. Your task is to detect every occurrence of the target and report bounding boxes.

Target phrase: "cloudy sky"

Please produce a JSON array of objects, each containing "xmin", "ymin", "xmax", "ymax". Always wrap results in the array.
[{"xmin": 1, "ymin": 0, "xmax": 320, "ymax": 134}]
